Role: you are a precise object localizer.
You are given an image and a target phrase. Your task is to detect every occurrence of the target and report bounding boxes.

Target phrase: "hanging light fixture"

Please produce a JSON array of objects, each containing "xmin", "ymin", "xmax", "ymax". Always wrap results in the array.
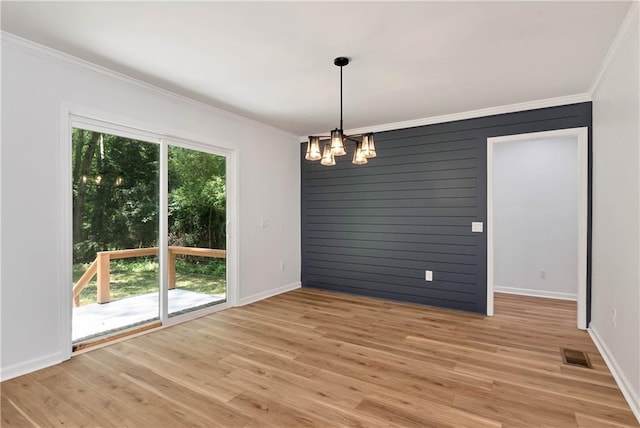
[
  {"xmin": 305, "ymin": 136, "xmax": 322, "ymax": 161},
  {"xmin": 320, "ymin": 143, "xmax": 336, "ymax": 166},
  {"xmin": 361, "ymin": 133, "xmax": 376, "ymax": 158},
  {"xmin": 352, "ymin": 140, "xmax": 368, "ymax": 165},
  {"xmin": 305, "ymin": 57, "xmax": 376, "ymax": 166}
]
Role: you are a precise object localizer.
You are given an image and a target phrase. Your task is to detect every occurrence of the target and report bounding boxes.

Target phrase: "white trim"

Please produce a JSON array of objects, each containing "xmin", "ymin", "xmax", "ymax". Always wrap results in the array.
[
  {"xmin": 1, "ymin": 31, "xmax": 298, "ymax": 141},
  {"xmin": 0, "ymin": 40, "xmax": 3, "ymax": 381},
  {"xmin": 487, "ymin": 138, "xmax": 495, "ymax": 317},
  {"xmin": 484, "ymin": 127, "xmax": 589, "ymax": 145},
  {"xmin": 228, "ymin": 150, "xmax": 240, "ymax": 307},
  {"xmin": 589, "ymin": 326, "xmax": 640, "ymax": 424},
  {"xmin": 159, "ymin": 141, "xmax": 169, "ymax": 323},
  {"xmin": 299, "ymin": 93, "xmax": 591, "ymax": 141},
  {"xmin": 239, "ymin": 282, "xmax": 301, "ymax": 306},
  {"xmin": 487, "ymin": 127, "xmax": 589, "ymax": 330},
  {"xmin": 162, "ymin": 135, "xmax": 234, "ymax": 158},
  {"xmin": 59, "ymin": 106, "xmax": 73, "ymax": 364},
  {"xmin": 589, "ymin": 2, "xmax": 640, "ymax": 97},
  {"xmin": 0, "ymin": 352, "xmax": 66, "ymax": 382},
  {"xmin": 494, "ymin": 286, "xmax": 577, "ymax": 301},
  {"xmin": 70, "ymin": 114, "xmax": 163, "ymax": 144},
  {"xmin": 66, "ymin": 103, "xmax": 243, "ymax": 154}
]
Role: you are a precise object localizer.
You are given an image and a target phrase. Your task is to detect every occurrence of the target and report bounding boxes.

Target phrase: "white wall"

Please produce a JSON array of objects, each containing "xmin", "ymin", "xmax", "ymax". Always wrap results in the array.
[
  {"xmin": 0, "ymin": 34, "xmax": 301, "ymax": 379},
  {"xmin": 590, "ymin": 3, "xmax": 640, "ymax": 420},
  {"xmin": 493, "ymin": 137, "xmax": 578, "ymax": 300}
]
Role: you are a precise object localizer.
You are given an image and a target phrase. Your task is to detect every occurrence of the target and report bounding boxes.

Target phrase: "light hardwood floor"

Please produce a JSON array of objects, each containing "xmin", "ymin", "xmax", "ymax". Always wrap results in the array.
[{"xmin": 2, "ymin": 289, "xmax": 638, "ymax": 427}]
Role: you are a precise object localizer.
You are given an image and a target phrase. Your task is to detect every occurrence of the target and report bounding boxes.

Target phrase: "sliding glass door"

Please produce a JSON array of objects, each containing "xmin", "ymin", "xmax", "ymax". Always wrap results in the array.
[
  {"xmin": 167, "ymin": 145, "xmax": 227, "ymax": 316},
  {"xmin": 71, "ymin": 129, "xmax": 160, "ymax": 343},
  {"xmin": 70, "ymin": 122, "xmax": 229, "ymax": 346}
]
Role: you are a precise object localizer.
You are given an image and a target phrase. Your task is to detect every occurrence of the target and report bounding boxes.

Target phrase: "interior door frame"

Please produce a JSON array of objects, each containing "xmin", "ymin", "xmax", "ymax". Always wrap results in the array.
[
  {"xmin": 61, "ymin": 105, "xmax": 238, "ymax": 355},
  {"xmin": 486, "ymin": 127, "xmax": 589, "ymax": 329}
]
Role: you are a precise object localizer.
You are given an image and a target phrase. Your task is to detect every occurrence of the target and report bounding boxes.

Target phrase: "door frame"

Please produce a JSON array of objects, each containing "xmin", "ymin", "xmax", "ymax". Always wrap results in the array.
[
  {"xmin": 60, "ymin": 105, "xmax": 239, "ymax": 355},
  {"xmin": 486, "ymin": 127, "xmax": 589, "ymax": 329}
]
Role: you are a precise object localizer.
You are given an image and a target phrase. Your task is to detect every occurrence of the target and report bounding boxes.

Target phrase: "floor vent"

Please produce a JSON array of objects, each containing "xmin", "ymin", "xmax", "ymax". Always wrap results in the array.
[{"xmin": 561, "ymin": 348, "xmax": 591, "ymax": 368}]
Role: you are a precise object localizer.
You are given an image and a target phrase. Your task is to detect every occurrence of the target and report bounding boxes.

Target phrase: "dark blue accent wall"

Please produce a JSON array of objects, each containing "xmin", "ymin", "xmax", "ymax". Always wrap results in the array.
[{"xmin": 301, "ymin": 102, "xmax": 592, "ymax": 318}]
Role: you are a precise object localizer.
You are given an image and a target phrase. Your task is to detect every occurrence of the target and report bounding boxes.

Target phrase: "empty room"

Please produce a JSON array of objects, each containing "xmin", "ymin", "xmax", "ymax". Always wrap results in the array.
[{"xmin": 1, "ymin": 1, "xmax": 639, "ymax": 426}]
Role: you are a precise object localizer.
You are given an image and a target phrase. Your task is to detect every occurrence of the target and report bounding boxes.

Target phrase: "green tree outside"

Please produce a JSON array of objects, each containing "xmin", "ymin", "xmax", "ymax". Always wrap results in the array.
[{"xmin": 72, "ymin": 129, "xmax": 226, "ymax": 305}]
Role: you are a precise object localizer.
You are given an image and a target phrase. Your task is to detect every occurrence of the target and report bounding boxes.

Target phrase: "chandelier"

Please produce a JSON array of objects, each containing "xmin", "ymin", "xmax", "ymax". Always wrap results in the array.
[{"xmin": 305, "ymin": 57, "xmax": 376, "ymax": 166}]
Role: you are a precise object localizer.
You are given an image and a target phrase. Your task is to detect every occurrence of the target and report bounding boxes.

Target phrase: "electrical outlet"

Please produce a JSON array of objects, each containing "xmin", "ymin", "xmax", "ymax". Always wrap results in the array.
[
  {"xmin": 425, "ymin": 270, "xmax": 433, "ymax": 281},
  {"xmin": 612, "ymin": 308, "xmax": 617, "ymax": 328},
  {"xmin": 539, "ymin": 269, "xmax": 547, "ymax": 280},
  {"xmin": 279, "ymin": 261, "xmax": 285, "ymax": 271}
]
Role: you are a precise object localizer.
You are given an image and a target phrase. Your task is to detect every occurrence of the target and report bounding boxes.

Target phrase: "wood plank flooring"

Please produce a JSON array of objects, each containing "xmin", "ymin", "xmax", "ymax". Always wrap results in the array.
[{"xmin": 2, "ymin": 288, "xmax": 638, "ymax": 427}]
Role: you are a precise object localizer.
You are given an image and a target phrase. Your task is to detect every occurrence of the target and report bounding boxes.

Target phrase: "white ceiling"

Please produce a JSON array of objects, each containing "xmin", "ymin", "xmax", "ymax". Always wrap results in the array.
[{"xmin": 1, "ymin": 1, "xmax": 632, "ymax": 136}]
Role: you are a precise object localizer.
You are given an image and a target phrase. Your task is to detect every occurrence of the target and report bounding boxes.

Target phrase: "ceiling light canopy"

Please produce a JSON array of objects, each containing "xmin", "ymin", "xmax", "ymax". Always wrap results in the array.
[{"xmin": 305, "ymin": 57, "xmax": 376, "ymax": 166}]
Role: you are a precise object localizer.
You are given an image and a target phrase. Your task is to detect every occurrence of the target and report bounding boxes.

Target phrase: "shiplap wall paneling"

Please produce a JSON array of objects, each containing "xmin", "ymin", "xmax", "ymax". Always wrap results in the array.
[{"xmin": 301, "ymin": 103, "xmax": 592, "ymax": 315}]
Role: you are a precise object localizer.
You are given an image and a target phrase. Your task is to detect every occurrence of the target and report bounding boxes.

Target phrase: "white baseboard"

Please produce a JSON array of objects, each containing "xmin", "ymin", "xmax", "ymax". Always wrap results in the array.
[
  {"xmin": 588, "ymin": 326, "xmax": 640, "ymax": 423},
  {"xmin": 494, "ymin": 285, "xmax": 577, "ymax": 301},
  {"xmin": 0, "ymin": 351, "xmax": 67, "ymax": 382},
  {"xmin": 238, "ymin": 282, "xmax": 301, "ymax": 306}
]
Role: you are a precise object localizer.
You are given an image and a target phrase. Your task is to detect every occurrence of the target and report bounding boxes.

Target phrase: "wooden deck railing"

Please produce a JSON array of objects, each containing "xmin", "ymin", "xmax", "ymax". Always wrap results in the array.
[{"xmin": 73, "ymin": 246, "xmax": 226, "ymax": 307}]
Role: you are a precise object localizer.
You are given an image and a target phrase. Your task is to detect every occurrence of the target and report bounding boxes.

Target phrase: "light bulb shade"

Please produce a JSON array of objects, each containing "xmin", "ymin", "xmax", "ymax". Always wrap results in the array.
[
  {"xmin": 352, "ymin": 141, "xmax": 368, "ymax": 165},
  {"xmin": 320, "ymin": 143, "xmax": 336, "ymax": 166},
  {"xmin": 362, "ymin": 133, "xmax": 376, "ymax": 158},
  {"xmin": 305, "ymin": 136, "xmax": 322, "ymax": 161},
  {"xmin": 330, "ymin": 129, "xmax": 346, "ymax": 156}
]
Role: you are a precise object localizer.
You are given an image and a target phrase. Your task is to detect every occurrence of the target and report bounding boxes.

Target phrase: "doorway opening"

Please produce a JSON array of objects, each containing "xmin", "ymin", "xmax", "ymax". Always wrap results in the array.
[{"xmin": 487, "ymin": 128, "xmax": 588, "ymax": 329}]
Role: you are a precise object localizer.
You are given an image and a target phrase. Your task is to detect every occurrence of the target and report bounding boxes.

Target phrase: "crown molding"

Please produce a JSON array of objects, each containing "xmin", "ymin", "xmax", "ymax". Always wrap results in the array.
[
  {"xmin": 299, "ymin": 92, "xmax": 592, "ymax": 141},
  {"xmin": 590, "ymin": 1, "xmax": 639, "ymax": 97},
  {"xmin": 0, "ymin": 31, "xmax": 596, "ymax": 144},
  {"xmin": 0, "ymin": 31, "xmax": 299, "ymax": 141}
]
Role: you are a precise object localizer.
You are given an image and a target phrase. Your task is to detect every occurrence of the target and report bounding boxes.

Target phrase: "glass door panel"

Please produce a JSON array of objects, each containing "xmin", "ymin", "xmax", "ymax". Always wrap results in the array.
[
  {"xmin": 167, "ymin": 145, "xmax": 227, "ymax": 316},
  {"xmin": 71, "ymin": 128, "xmax": 159, "ymax": 343}
]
